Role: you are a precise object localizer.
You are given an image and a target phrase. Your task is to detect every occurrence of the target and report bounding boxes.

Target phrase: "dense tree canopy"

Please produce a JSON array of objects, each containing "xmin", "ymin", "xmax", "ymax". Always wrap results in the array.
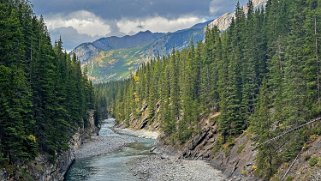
[
  {"xmin": 0, "ymin": 0, "xmax": 95, "ymax": 167},
  {"xmin": 96, "ymin": 0, "xmax": 321, "ymax": 178}
]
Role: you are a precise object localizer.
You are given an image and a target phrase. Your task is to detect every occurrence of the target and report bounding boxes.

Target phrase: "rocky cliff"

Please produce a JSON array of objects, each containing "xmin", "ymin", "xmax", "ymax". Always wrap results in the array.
[
  {"xmin": 208, "ymin": 0, "xmax": 268, "ymax": 31},
  {"xmin": 179, "ymin": 114, "xmax": 259, "ymax": 180},
  {"xmin": 120, "ymin": 102, "xmax": 321, "ymax": 180},
  {"xmin": 25, "ymin": 132, "xmax": 82, "ymax": 181},
  {"xmin": 122, "ymin": 110, "xmax": 259, "ymax": 180}
]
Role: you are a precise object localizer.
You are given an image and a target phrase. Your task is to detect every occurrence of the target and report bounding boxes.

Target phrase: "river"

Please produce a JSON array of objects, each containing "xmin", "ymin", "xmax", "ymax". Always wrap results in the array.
[
  {"xmin": 64, "ymin": 119, "xmax": 155, "ymax": 181},
  {"xmin": 64, "ymin": 118, "xmax": 226, "ymax": 181}
]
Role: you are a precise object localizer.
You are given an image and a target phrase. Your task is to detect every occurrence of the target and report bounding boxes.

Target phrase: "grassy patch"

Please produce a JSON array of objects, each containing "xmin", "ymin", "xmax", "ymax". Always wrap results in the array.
[
  {"xmin": 308, "ymin": 156, "xmax": 321, "ymax": 167},
  {"xmin": 285, "ymin": 176, "xmax": 294, "ymax": 181},
  {"xmin": 240, "ymin": 169, "xmax": 248, "ymax": 176},
  {"xmin": 212, "ymin": 135, "xmax": 223, "ymax": 155},
  {"xmin": 222, "ymin": 137, "xmax": 234, "ymax": 156}
]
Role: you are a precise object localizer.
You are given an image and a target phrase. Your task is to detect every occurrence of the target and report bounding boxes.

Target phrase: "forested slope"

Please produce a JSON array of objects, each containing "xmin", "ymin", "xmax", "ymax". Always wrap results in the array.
[
  {"xmin": 97, "ymin": 0, "xmax": 321, "ymax": 179},
  {"xmin": 0, "ymin": 0, "xmax": 97, "ymax": 176}
]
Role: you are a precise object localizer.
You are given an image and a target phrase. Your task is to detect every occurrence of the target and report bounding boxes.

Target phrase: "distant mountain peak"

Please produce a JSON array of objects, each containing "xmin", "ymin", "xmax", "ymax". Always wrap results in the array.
[
  {"xmin": 73, "ymin": 30, "xmax": 165, "ymax": 63},
  {"xmin": 73, "ymin": 21, "xmax": 208, "ymax": 83},
  {"xmin": 138, "ymin": 30, "xmax": 152, "ymax": 34},
  {"xmin": 208, "ymin": 0, "xmax": 268, "ymax": 31}
]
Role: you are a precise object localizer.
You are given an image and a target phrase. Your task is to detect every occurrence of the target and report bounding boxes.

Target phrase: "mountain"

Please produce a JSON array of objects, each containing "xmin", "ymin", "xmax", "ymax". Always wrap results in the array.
[
  {"xmin": 146, "ymin": 21, "xmax": 209, "ymax": 56},
  {"xmin": 73, "ymin": 30, "xmax": 165, "ymax": 63},
  {"xmin": 75, "ymin": 21, "xmax": 210, "ymax": 83},
  {"xmin": 74, "ymin": 0, "xmax": 268, "ymax": 83},
  {"xmin": 208, "ymin": 0, "xmax": 268, "ymax": 30}
]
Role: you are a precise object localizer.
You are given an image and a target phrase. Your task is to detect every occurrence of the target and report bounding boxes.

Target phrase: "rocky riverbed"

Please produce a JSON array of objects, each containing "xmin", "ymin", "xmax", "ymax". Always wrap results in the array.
[
  {"xmin": 73, "ymin": 119, "xmax": 157, "ymax": 159},
  {"xmin": 66, "ymin": 118, "xmax": 226, "ymax": 181},
  {"xmin": 130, "ymin": 154, "xmax": 226, "ymax": 181}
]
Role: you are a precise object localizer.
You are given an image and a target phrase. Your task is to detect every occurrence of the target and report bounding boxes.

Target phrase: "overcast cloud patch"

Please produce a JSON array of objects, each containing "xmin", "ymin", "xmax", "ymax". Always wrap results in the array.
[
  {"xmin": 45, "ymin": 10, "xmax": 111, "ymax": 37},
  {"xmin": 30, "ymin": 0, "xmax": 247, "ymax": 50},
  {"xmin": 116, "ymin": 16, "xmax": 206, "ymax": 35},
  {"xmin": 50, "ymin": 27, "xmax": 100, "ymax": 52}
]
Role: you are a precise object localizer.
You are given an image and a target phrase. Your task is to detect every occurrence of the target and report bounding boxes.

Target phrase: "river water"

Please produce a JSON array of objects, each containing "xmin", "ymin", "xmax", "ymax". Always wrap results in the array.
[{"xmin": 64, "ymin": 119, "xmax": 155, "ymax": 181}]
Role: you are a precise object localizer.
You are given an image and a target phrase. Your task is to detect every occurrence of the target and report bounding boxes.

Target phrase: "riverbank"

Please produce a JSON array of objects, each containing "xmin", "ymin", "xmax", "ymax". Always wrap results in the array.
[
  {"xmin": 0, "ymin": 111, "xmax": 97, "ymax": 181},
  {"xmin": 130, "ymin": 136, "xmax": 227, "ymax": 181},
  {"xmin": 68, "ymin": 118, "xmax": 227, "ymax": 181},
  {"xmin": 74, "ymin": 118, "xmax": 143, "ymax": 159},
  {"xmin": 130, "ymin": 154, "xmax": 226, "ymax": 181}
]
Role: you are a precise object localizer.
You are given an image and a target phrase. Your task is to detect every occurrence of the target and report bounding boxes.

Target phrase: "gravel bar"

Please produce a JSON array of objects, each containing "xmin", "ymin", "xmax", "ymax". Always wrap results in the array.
[{"xmin": 73, "ymin": 118, "xmax": 226, "ymax": 180}]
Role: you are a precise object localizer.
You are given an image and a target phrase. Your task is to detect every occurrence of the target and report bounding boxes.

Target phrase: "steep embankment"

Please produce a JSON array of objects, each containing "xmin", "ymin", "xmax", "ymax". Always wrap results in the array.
[
  {"xmin": 119, "ymin": 110, "xmax": 258, "ymax": 180},
  {"xmin": 179, "ymin": 114, "xmax": 258, "ymax": 180},
  {"xmin": 272, "ymin": 136, "xmax": 321, "ymax": 180},
  {"xmin": 122, "ymin": 109, "xmax": 321, "ymax": 180},
  {"xmin": 0, "ymin": 111, "xmax": 97, "ymax": 181}
]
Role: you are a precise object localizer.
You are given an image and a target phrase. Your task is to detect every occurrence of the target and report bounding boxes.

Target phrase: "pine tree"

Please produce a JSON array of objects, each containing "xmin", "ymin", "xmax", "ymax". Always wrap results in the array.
[{"xmin": 251, "ymin": 80, "xmax": 276, "ymax": 178}]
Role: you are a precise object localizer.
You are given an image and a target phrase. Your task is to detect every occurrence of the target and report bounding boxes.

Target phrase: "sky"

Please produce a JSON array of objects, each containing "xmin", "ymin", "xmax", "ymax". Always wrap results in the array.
[{"xmin": 29, "ymin": 0, "xmax": 247, "ymax": 50}]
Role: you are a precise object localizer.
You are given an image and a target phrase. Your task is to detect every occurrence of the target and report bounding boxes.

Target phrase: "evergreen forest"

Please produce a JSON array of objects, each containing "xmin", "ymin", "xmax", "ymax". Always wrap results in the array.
[
  {"xmin": 96, "ymin": 0, "xmax": 321, "ymax": 178},
  {"xmin": 0, "ymin": 0, "xmax": 96, "ymax": 169}
]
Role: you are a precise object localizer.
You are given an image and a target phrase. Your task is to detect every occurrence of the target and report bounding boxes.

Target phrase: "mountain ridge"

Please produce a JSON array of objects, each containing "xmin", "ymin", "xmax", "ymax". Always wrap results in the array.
[
  {"xmin": 76, "ymin": 21, "xmax": 210, "ymax": 83},
  {"xmin": 73, "ymin": 30, "xmax": 165, "ymax": 63},
  {"xmin": 73, "ymin": 0, "xmax": 268, "ymax": 83}
]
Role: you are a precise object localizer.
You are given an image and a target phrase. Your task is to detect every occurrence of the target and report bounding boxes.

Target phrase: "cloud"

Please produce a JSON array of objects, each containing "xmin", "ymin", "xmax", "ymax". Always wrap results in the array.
[
  {"xmin": 117, "ymin": 16, "xmax": 206, "ymax": 35},
  {"xmin": 209, "ymin": 0, "xmax": 247, "ymax": 15},
  {"xmin": 29, "ymin": 0, "xmax": 249, "ymax": 50},
  {"xmin": 45, "ymin": 10, "xmax": 111, "ymax": 37},
  {"xmin": 49, "ymin": 27, "xmax": 100, "ymax": 51},
  {"xmin": 30, "ymin": 0, "xmax": 212, "ymax": 20}
]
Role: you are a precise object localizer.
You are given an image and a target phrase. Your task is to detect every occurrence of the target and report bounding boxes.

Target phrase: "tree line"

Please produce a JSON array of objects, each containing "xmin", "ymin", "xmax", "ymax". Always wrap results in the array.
[
  {"xmin": 96, "ymin": 0, "xmax": 321, "ymax": 178},
  {"xmin": 0, "ymin": 0, "xmax": 96, "ymax": 170}
]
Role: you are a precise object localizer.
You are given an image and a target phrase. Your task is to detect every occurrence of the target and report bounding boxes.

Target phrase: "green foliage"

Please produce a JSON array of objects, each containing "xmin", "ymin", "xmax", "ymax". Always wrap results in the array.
[
  {"xmin": 96, "ymin": 0, "xmax": 321, "ymax": 179},
  {"xmin": 308, "ymin": 156, "xmax": 321, "ymax": 167},
  {"xmin": 285, "ymin": 176, "xmax": 294, "ymax": 181},
  {"xmin": 237, "ymin": 144, "xmax": 245, "ymax": 154},
  {"xmin": 84, "ymin": 47, "xmax": 150, "ymax": 83},
  {"xmin": 212, "ymin": 135, "xmax": 224, "ymax": 154},
  {"xmin": 17, "ymin": 168, "xmax": 34, "ymax": 181},
  {"xmin": 0, "ymin": 0, "xmax": 95, "ymax": 167}
]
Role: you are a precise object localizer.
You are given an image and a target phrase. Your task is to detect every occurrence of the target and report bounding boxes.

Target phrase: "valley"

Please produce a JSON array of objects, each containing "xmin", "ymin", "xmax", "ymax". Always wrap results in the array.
[
  {"xmin": 2, "ymin": 0, "xmax": 321, "ymax": 180},
  {"xmin": 74, "ymin": 22, "xmax": 208, "ymax": 83}
]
